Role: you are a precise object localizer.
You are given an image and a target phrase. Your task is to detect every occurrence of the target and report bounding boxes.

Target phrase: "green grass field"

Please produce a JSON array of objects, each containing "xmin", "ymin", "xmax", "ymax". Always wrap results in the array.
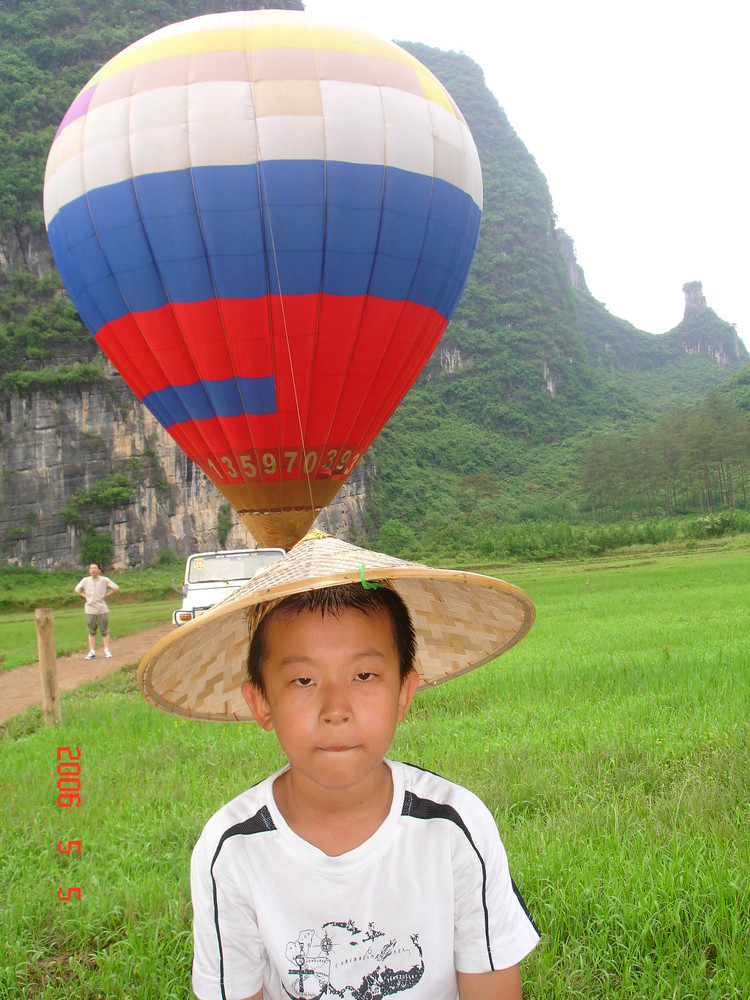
[
  {"xmin": 0, "ymin": 601, "xmax": 180, "ymax": 671},
  {"xmin": 1, "ymin": 539, "xmax": 748, "ymax": 998}
]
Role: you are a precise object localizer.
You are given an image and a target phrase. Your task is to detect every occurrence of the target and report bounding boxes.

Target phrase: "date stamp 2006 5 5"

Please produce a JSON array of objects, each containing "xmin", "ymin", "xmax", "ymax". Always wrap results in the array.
[{"xmin": 56, "ymin": 746, "xmax": 81, "ymax": 902}]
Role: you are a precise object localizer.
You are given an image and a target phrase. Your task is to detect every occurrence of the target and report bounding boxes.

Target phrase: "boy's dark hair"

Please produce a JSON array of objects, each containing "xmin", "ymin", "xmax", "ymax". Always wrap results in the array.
[{"xmin": 247, "ymin": 583, "xmax": 417, "ymax": 694}]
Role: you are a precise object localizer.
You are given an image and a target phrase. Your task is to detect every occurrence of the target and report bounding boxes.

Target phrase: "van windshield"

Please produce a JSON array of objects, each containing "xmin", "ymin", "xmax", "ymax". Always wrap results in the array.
[{"xmin": 187, "ymin": 551, "xmax": 281, "ymax": 584}]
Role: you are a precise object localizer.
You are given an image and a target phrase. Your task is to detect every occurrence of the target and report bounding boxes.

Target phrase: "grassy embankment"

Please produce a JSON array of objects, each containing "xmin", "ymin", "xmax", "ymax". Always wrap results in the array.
[{"xmin": 0, "ymin": 538, "xmax": 748, "ymax": 998}]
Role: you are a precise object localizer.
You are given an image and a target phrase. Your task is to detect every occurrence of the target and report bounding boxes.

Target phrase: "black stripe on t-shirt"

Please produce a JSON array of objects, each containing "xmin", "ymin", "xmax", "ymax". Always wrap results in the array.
[
  {"xmin": 401, "ymin": 790, "xmax": 496, "ymax": 970},
  {"xmin": 510, "ymin": 876, "xmax": 540, "ymax": 936},
  {"xmin": 208, "ymin": 805, "xmax": 276, "ymax": 1000}
]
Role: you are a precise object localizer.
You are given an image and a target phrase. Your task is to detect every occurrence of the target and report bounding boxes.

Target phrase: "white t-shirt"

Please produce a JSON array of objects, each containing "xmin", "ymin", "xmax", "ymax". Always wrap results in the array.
[
  {"xmin": 74, "ymin": 575, "xmax": 118, "ymax": 614},
  {"xmin": 191, "ymin": 760, "xmax": 539, "ymax": 1000}
]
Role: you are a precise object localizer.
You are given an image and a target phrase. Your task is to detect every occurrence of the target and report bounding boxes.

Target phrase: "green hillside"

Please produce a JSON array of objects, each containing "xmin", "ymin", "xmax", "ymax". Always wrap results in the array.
[
  {"xmin": 716, "ymin": 363, "xmax": 750, "ymax": 412},
  {"xmin": 576, "ymin": 293, "xmax": 742, "ymax": 410},
  {"xmin": 573, "ymin": 277, "xmax": 746, "ymax": 410}
]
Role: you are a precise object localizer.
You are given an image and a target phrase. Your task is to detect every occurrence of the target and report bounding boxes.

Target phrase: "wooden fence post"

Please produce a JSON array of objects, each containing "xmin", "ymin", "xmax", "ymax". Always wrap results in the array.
[{"xmin": 35, "ymin": 607, "xmax": 62, "ymax": 726}]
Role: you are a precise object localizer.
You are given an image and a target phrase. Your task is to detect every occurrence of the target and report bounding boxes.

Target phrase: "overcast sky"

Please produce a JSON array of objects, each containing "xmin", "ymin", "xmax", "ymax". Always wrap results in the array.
[{"xmin": 304, "ymin": 0, "xmax": 749, "ymax": 350}]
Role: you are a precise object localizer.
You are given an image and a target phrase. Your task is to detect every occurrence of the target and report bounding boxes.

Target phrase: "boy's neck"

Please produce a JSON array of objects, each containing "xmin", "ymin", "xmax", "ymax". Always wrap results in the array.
[{"xmin": 272, "ymin": 760, "xmax": 394, "ymax": 857}]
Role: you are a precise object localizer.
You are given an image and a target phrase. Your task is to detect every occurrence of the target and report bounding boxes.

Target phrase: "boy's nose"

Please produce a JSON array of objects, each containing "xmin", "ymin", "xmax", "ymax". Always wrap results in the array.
[
  {"xmin": 320, "ymin": 685, "xmax": 351, "ymax": 723},
  {"xmin": 323, "ymin": 711, "xmax": 349, "ymax": 724}
]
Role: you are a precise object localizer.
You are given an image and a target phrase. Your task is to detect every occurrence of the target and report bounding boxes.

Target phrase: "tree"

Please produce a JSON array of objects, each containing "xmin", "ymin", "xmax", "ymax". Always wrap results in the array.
[
  {"xmin": 80, "ymin": 528, "xmax": 113, "ymax": 568},
  {"xmin": 216, "ymin": 503, "xmax": 233, "ymax": 548},
  {"xmin": 456, "ymin": 473, "xmax": 497, "ymax": 520}
]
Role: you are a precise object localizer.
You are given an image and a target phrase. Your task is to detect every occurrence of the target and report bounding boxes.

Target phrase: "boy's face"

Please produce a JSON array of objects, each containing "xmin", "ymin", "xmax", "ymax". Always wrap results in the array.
[{"xmin": 242, "ymin": 606, "xmax": 418, "ymax": 798}]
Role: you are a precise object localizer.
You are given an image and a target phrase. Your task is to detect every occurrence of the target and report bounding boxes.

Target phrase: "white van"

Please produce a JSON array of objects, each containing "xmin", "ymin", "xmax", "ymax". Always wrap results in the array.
[{"xmin": 173, "ymin": 547, "xmax": 285, "ymax": 625}]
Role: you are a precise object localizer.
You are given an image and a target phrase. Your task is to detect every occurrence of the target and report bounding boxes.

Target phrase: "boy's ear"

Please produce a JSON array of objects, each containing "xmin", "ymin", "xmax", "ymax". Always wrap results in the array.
[
  {"xmin": 397, "ymin": 669, "xmax": 420, "ymax": 722},
  {"xmin": 242, "ymin": 679, "xmax": 274, "ymax": 731}
]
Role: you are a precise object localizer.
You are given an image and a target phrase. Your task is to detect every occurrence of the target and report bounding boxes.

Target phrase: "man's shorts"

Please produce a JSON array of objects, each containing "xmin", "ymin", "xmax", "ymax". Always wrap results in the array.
[{"xmin": 85, "ymin": 612, "xmax": 109, "ymax": 636}]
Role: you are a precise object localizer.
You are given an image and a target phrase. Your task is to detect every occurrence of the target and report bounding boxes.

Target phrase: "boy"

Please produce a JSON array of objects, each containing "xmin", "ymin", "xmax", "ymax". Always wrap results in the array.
[
  {"xmin": 74, "ymin": 561, "xmax": 119, "ymax": 659},
  {"xmin": 138, "ymin": 532, "xmax": 540, "ymax": 999}
]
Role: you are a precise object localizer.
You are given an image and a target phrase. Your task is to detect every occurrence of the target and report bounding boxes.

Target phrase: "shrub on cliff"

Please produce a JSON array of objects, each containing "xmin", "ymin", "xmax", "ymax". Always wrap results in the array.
[
  {"xmin": 80, "ymin": 527, "xmax": 114, "ymax": 568},
  {"xmin": 59, "ymin": 472, "xmax": 136, "ymax": 526}
]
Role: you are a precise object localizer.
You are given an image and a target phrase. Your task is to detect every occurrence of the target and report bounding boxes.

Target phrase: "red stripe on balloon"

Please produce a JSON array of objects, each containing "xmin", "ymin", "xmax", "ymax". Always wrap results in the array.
[
  {"xmin": 348, "ymin": 303, "xmax": 447, "ymax": 451},
  {"xmin": 328, "ymin": 302, "xmax": 446, "ymax": 450},
  {"xmin": 94, "ymin": 294, "xmax": 445, "ymax": 487},
  {"xmin": 96, "ymin": 299, "xmax": 275, "ymax": 391},
  {"xmin": 95, "ymin": 295, "xmax": 441, "ymax": 401}
]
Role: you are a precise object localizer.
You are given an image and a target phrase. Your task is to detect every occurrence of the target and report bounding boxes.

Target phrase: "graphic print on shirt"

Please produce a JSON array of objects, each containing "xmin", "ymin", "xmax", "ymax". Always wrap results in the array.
[{"xmin": 282, "ymin": 918, "xmax": 424, "ymax": 999}]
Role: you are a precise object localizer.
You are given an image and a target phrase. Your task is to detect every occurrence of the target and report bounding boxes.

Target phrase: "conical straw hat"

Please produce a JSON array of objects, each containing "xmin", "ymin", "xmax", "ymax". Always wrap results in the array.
[{"xmin": 138, "ymin": 532, "xmax": 535, "ymax": 722}]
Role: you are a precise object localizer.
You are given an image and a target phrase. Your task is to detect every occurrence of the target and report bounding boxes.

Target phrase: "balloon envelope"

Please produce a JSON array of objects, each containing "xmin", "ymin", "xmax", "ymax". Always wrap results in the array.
[{"xmin": 44, "ymin": 10, "xmax": 482, "ymax": 548}]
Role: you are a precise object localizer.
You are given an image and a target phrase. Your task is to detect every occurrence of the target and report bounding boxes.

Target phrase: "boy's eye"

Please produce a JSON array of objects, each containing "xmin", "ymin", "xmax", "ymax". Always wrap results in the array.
[
  {"xmin": 355, "ymin": 672, "xmax": 377, "ymax": 682},
  {"xmin": 292, "ymin": 677, "xmax": 314, "ymax": 688}
]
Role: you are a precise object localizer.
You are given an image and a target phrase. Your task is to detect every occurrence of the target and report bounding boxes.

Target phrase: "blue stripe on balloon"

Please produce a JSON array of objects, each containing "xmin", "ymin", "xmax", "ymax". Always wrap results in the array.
[
  {"xmin": 46, "ymin": 161, "xmax": 481, "ymax": 337},
  {"xmin": 142, "ymin": 375, "xmax": 276, "ymax": 427},
  {"xmin": 45, "ymin": 192, "xmax": 132, "ymax": 338}
]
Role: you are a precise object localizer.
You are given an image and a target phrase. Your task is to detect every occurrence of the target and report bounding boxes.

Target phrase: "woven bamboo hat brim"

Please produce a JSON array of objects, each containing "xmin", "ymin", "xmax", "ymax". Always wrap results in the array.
[{"xmin": 138, "ymin": 533, "xmax": 535, "ymax": 722}]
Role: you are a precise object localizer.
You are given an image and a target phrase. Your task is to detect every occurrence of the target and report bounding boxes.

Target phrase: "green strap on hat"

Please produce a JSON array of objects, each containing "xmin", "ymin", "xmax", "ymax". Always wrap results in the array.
[{"xmin": 360, "ymin": 564, "xmax": 382, "ymax": 589}]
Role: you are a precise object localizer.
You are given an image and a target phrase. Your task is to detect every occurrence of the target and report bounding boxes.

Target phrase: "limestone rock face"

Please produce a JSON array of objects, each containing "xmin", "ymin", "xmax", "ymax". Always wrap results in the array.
[
  {"xmin": 439, "ymin": 345, "xmax": 465, "ymax": 373},
  {"xmin": 312, "ymin": 460, "xmax": 370, "ymax": 540},
  {"xmin": 0, "ymin": 229, "xmax": 49, "ymax": 275},
  {"xmin": 682, "ymin": 281, "xmax": 708, "ymax": 316},
  {"xmin": 554, "ymin": 229, "xmax": 588, "ymax": 291},
  {"xmin": 0, "ymin": 368, "xmax": 366, "ymax": 568},
  {"xmin": 678, "ymin": 281, "xmax": 747, "ymax": 367}
]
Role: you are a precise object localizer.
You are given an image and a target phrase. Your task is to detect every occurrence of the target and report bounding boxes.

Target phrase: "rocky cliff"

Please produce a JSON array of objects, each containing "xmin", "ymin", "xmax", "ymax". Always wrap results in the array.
[
  {"xmin": 0, "ymin": 365, "xmax": 368, "ymax": 568},
  {"xmin": 677, "ymin": 281, "xmax": 747, "ymax": 366},
  {"xmin": 0, "ymin": 229, "xmax": 48, "ymax": 276}
]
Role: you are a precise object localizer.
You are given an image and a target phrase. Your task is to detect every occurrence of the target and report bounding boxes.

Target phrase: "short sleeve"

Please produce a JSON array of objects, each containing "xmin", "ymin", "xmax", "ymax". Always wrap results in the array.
[
  {"xmin": 452, "ymin": 798, "xmax": 539, "ymax": 973},
  {"xmin": 190, "ymin": 832, "xmax": 266, "ymax": 1000}
]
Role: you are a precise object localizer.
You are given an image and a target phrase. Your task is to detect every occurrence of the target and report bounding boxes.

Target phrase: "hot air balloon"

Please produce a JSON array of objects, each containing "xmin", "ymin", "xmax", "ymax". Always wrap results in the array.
[{"xmin": 43, "ymin": 10, "xmax": 482, "ymax": 549}]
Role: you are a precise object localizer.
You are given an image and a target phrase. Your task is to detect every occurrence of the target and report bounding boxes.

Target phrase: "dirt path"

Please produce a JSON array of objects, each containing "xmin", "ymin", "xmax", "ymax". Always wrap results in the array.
[{"xmin": 0, "ymin": 623, "xmax": 175, "ymax": 722}]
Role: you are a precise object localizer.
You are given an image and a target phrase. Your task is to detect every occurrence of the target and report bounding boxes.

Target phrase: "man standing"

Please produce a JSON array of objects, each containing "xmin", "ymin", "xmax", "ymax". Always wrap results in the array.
[{"xmin": 74, "ymin": 562, "xmax": 119, "ymax": 659}]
